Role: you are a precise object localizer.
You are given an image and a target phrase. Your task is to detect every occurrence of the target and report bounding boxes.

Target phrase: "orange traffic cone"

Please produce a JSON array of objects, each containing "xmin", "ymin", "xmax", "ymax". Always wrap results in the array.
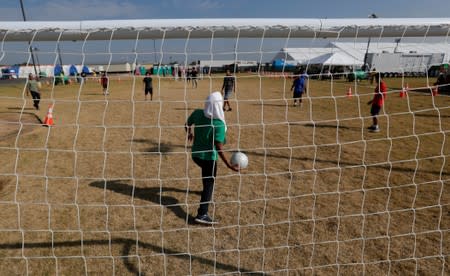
[
  {"xmin": 43, "ymin": 105, "xmax": 54, "ymax": 127},
  {"xmin": 400, "ymin": 84, "xmax": 408, "ymax": 98},
  {"xmin": 432, "ymin": 86, "xmax": 439, "ymax": 96},
  {"xmin": 346, "ymin": 87, "xmax": 353, "ymax": 98}
]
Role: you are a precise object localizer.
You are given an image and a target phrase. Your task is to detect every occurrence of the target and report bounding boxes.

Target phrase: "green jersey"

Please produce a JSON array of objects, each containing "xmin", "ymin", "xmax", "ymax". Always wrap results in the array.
[{"xmin": 187, "ymin": 109, "xmax": 226, "ymax": 160}]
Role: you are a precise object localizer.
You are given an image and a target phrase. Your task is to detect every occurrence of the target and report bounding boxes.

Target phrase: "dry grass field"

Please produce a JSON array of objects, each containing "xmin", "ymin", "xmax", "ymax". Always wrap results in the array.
[{"xmin": 0, "ymin": 73, "xmax": 449, "ymax": 275}]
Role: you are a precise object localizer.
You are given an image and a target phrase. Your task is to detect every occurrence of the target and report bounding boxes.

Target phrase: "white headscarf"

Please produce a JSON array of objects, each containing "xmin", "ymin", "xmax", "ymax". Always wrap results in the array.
[{"xmin": 203, "ymin": 91, "xmax": 226, "ymax": 131}]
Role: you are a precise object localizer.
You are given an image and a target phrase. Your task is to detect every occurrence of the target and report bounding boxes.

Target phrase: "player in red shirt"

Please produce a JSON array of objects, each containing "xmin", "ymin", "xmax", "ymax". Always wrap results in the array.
[
  {"xmin": 100, "ymin": 72, "xmax": 109, "ymax": 95},
  {"xmin": 367, "ymin": 73, "xmax": 387, "ymax": 132}
]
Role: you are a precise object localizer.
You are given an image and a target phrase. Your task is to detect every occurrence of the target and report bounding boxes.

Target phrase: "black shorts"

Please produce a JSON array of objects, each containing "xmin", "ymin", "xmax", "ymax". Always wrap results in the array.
[
  {"xmin": 293, "ymin": 91, "xmax": 303, "ymax": 99},
  {"xmin": 145, "ymin": 88, "xmax": 153, "ymax": 95},
  {"xmin": 370, "ymin": 104, "xmax": 381, "ymax": 116}
]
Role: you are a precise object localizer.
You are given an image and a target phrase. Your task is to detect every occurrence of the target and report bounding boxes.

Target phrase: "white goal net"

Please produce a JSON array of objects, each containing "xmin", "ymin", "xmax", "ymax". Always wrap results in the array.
[{"xmin": 0, "ymin": 18, "xmax": 449, "ymax": 275}]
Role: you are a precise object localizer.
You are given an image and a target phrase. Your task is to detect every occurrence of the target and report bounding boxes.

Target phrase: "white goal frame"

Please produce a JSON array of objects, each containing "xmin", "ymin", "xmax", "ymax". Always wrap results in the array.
[{"xmin": 2, "ymin": 18, "xmax": 450, "ymax": 41}]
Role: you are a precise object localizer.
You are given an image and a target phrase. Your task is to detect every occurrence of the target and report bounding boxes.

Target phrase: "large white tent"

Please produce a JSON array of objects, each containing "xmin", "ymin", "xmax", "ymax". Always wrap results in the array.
[
  {"xmin": 273, "ymin": 41, "xmax": 450, "ymax": 67},
  {"xmin": 332, "ymin": 42, "xmax": 450, "ymax": 64}
]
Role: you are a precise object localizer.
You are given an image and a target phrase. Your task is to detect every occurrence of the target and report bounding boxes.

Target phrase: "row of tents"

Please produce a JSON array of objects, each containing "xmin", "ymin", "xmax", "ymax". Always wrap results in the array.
[
  {"xmin": 1, "ymin": 64, "xmax": 91, "ymax": 79},
  {"xmin": 0, "ymin": 63, "xmax": 171, "ymax": 79}
]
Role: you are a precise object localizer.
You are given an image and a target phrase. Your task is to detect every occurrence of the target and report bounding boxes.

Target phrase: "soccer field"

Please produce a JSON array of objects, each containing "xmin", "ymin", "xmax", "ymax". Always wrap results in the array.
[{"xmin": 0, "ymin": 74, "xmax": 449, "ymax": 275}]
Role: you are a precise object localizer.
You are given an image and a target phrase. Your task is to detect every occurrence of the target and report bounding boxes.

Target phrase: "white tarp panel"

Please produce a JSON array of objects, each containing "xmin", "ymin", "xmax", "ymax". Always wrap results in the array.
[
  {"xmin": 16, "ymin": 65, "xmax": 55, "ymax": 78},
  {"xmin": 274, "ymin": 42, "xmax": 450, "ymax": 67},
  {"xmin": 272, "ymin": 48, "xmax": 334, "ymax": 65},
  {"xmin": 332, "ymin": 42, "xmax": 450, "ymax": 64},
  {"xmin": 308, "ymin": 52, "xmax": 363, "ymax": 66},
  {"xmin": 200, "ymin": 60, "xmax": 258, "ymax": 68}
]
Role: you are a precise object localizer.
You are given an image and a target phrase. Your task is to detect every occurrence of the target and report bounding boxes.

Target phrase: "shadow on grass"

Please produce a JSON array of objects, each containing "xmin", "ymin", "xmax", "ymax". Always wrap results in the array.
[
  {"xmin": 303, "ymin": 123, "xmax": 351, "ymax": 129},
  {"xmin": 245, "ymin": 149, "xmax": 448, "ymax": 177},
  {"xmin": 0, "ymin": 238, "xmax": 260, "ymax": 275},
  {"xmin": 89, "ymin": 179, "xmax": 199, "ymax": 223},
  {"xmin": 414, "ymin": 112, "xmax": 450, "ymax": 118},
  {"xmin": 393, "ymin": 86, "xmax": 450, "ymax": 96},
  {"xmin": 7, "ymin": 179, "xmax": 264, "ymax": 274},
  {"xmin": 131, "ymin": 138, "xmax": 187, "ymax": 154},
  {"xmin": 0, "ymin": 111, "xmax": 42, "ymax": 124},
  {"xmin": 145, "ymin": 142, "xmax": 174, "ymax": 153},
  {"xmin": 7, "ymin": 107, "xmax": 36, "ymax": 111},
  {"xmin": 0, "ymin": 112, "xmax": 43, "ymax": 140},
  {"xmin": 80, "ymin": 93, "xmax": 106, "ymax": 96},
  {"xmin": 251, "ymin": 102, "xmax": 291, "ymax": 107},
  {"xmin": 173, "ymin": 107, "xmax": 196, "ymax": 111}
]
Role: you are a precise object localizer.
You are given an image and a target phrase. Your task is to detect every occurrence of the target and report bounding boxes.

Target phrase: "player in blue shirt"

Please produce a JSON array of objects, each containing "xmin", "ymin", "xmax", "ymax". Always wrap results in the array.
[{"xmin": 291, "ymin": 69, "xmax": 307, "ymax": 107}]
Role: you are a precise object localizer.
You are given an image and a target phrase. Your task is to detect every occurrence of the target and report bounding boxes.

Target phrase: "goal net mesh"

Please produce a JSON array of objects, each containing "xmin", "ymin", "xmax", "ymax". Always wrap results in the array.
[{"xmin": 0, "ymin": 19, "xmax": 449, "ymax": 275}]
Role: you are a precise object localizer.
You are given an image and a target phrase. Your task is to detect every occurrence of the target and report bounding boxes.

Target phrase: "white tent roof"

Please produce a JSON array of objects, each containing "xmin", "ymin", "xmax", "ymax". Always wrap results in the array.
[
  {"xmin": 273, "ymin": 47, "xmax": 363, "ymax": 66},
  {"xmin": 273, "ymin": 47, "xmax": 334, "ymax": 64},
  {"xmin": 199, "ymin": 60, "xmax": 258, "ymax": 67},
  {"xmin": 308, "ymin": 52, "xmax": 362, "ymax": 66}
]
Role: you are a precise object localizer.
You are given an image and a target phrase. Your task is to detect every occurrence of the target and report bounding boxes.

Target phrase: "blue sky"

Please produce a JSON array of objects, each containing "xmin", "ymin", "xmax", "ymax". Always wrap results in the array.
[{"xmin": 2, "ymin": 0, "xmax": 450, "ymax": 20}]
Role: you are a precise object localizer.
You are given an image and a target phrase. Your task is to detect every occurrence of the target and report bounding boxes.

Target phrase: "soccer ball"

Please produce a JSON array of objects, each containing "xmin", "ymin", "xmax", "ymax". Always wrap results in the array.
[{"xmin": 230, "ymin": 152, "xmax": 248, "ymax": 169}]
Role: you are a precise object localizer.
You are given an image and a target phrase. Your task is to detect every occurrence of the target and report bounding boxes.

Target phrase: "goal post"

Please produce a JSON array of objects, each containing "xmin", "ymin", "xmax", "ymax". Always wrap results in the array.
[{"xmin": 0, "ymin": 18, "xmax": 449, "ymax": 275}]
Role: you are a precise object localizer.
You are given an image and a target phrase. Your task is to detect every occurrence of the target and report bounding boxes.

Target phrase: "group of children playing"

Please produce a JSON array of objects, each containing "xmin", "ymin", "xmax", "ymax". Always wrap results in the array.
[{"xmin": 30, "ymin": 68, "xmax": 387, "ymax": 133}]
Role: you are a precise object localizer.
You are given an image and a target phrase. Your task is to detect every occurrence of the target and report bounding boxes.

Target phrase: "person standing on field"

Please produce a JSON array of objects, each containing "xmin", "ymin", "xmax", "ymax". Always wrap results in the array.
[
  {"xmin": 185, "ymin": 91, "xmax": 239, "ymax": 225},
  {"xmin": 143, "ymin": 71, "xmax": 153, "ymax": 100},
  {"xmin": 27, "ymin": 73, "xmax": 41, "ymax": 110},
  {"xmin": 434, "ymin": 66, "xmax": 447, "ymax": 93},
  {"xmin": 221, "ymin": 70, "xmax": 235, "ymax": 111},
  {"xmin": 186, "ymin": 68, "xmax": 192, "ymax": 83},
  {"xmin": 100, "ymin": 72, "xmax": 109, "ymax": 95},
  {"xmin": 367, "ymin": 73, "xmax": 387, "ymax": 133},
  {"xmin": 291, "ymin": 69, "xmax": 307, "ymax": 107},
  {"xmin": 191, "ymin": 67, "xmax": 198, "ymax": 88}
]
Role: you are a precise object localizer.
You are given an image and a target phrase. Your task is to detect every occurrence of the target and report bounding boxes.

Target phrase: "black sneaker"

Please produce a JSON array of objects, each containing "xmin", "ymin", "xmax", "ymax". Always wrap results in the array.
[
  {"xmin": 195, "ymin": 214, "xmax": 218, "ymax": 225},
  {"xmin": 368, "ymin": 125, "xmax": 380, "ymax": 132}
]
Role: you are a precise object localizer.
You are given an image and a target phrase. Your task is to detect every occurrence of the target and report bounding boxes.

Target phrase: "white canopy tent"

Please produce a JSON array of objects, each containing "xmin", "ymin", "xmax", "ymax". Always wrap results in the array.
[
  {"xmin": 272, "ymin": 48, "xmax": 333, "ymax": 65},
  {"xmin": 307, "ymin": 52, "xmax": 363, "ymax": 66},
  {"xmin": 273, "ymin": 41, "xmax": 450, "ymax": 68},
  {"xmin": 331, "ymin": 42, "xmax": 450, "ymax": 64}
]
